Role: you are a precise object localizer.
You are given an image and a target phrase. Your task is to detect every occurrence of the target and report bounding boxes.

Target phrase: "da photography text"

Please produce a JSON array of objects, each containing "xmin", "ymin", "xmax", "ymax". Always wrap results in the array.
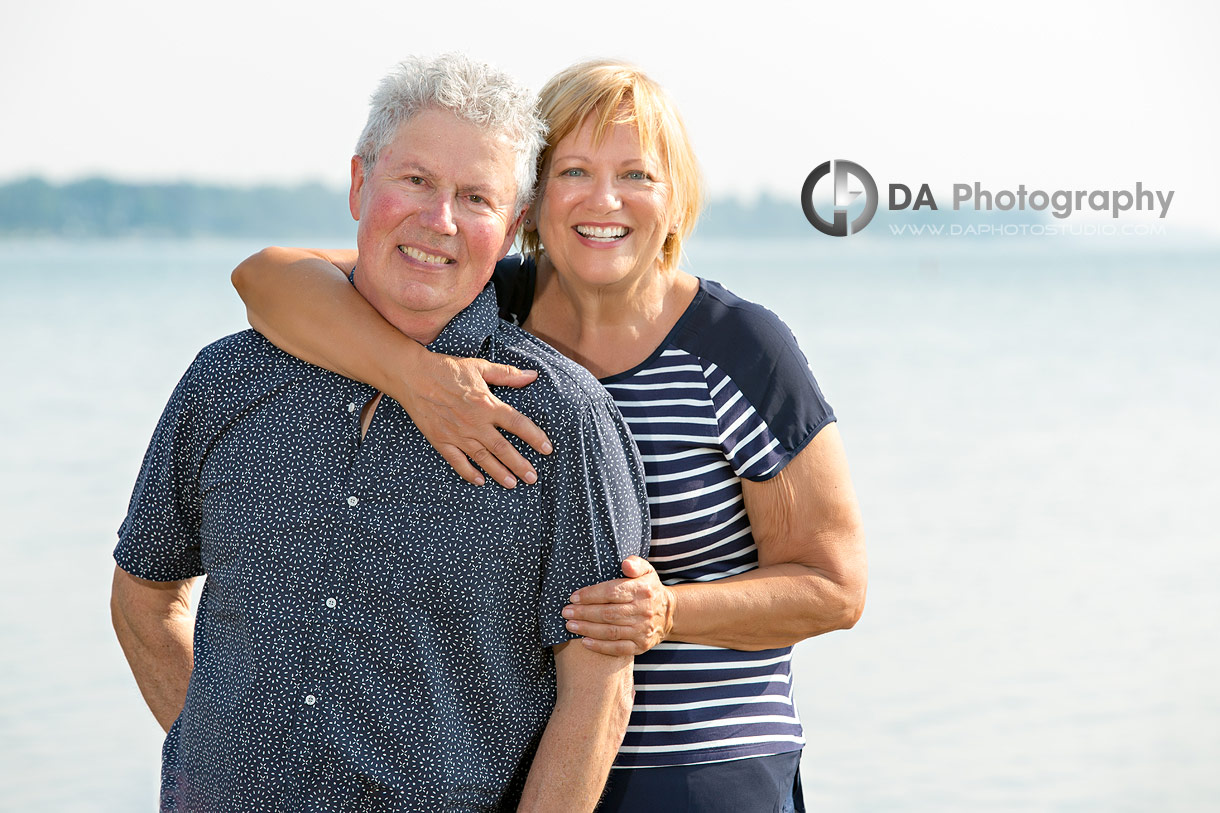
[{"xmin": 801, "ymin": 159, "xmax": 1175, "ymax": 237}]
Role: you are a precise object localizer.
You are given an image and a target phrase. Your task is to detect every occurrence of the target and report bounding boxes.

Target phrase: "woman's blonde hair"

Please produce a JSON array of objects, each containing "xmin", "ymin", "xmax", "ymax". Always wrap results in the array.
[{"xmin": 520, "ymin": 60, "xmax": 703, "ymax": 271}]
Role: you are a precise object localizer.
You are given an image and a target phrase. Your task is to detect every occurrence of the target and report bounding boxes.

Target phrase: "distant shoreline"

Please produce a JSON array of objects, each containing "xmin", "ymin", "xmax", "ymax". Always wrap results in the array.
[{"xmin": 3, "ymin": 176, "xmax": 1208, "ymax": 246}]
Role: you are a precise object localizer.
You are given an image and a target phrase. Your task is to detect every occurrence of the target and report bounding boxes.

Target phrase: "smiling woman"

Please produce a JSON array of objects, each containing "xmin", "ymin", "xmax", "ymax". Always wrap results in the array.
[{"xmin": 231, "ymin": 58, "xmax": 866, "ymax": 813}]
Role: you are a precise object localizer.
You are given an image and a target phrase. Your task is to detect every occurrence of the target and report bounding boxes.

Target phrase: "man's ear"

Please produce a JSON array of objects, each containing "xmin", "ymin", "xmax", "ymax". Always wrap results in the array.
[
  {"xmin": 499, "ymin": 209, "xmax": 527, "ymax": 257},
  {"xmin": 349, "ymin": 156, "xmax": 365, "ymax": 221}
]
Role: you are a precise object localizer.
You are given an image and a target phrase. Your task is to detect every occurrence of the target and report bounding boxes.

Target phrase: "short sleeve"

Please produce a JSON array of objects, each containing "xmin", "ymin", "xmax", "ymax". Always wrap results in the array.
[
  {"xmin": 675, "ymin": 282, "xmax": 835, "ymax": 482},
  {"xmin": 535, "ymin": 397, "xmax": 650, "ymax": 648},
  {"xmin": 114, "ymin": 358, "xmax": 207, "ymax": 582}
]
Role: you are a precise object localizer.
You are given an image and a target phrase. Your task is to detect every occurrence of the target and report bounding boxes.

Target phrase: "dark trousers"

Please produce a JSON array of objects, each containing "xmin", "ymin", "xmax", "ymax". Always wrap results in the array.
[{"xmin": 596, "ymin": 751, "xmax": 805, "ymax": 813}]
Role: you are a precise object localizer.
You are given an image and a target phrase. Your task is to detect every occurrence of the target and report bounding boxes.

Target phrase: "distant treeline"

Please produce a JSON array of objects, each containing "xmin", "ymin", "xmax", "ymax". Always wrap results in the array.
[
  {"xmin": 0, "ymin": 177, "xmax": 832, "ymax": 240},
  {"xmin": 0, "ymin": 177, "xmax": 353, "ymax": 239},
  {"xmin": 0, "ymin": 176, "xmax": 1040, "ymax": 240}
]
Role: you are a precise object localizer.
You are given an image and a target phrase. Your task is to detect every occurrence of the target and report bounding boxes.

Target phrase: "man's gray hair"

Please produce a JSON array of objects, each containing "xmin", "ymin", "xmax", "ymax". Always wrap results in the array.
[{"xmin": 355, "ymin": 54, "xmax": 546, "ymax": 214}]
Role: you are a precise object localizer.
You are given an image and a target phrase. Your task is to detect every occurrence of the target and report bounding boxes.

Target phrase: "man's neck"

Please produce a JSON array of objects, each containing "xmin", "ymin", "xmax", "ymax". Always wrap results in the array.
[{"xmin": 353, "ymin": 274, "xmax": 450, "ymax": 347}]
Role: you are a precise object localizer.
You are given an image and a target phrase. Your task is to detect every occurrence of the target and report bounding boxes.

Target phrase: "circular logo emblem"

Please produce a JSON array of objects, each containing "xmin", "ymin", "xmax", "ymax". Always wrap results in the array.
[{"xmin": 801, "ymin": 160, "xmax": 878, "ymax": 236}]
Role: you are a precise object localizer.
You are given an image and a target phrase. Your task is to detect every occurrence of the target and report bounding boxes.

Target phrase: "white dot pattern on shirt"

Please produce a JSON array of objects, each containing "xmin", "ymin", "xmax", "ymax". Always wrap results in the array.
[{"xmin": 115, "ymin": 286, "xmax": 650, "ymax": 810}]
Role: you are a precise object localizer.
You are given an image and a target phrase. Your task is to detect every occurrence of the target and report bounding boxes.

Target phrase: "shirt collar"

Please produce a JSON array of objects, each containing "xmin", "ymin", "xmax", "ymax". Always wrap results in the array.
[
  {"xmin": 349, "ymin": 267, "xmax": 499, "ymax": 358},
  {"xmin": 426, "ymin": 284, "xmax": 499, "ymax": 356}
]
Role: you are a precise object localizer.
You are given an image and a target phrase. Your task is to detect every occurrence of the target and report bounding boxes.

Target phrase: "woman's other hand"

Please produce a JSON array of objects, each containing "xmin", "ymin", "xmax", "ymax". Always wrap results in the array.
[{"xmin": 563, "ymin": 556, "xmax": 676, "ymax": 656}]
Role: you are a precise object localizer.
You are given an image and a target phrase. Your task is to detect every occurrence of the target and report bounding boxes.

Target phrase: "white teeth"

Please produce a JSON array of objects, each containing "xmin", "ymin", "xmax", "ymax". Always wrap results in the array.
[
  {"xmin": 575, "ymin": 225, "xmax": 628, "ymax": 240},
  {"xmin": 399, "ymin": 245, "xmax": 453, "ymax": 264}
]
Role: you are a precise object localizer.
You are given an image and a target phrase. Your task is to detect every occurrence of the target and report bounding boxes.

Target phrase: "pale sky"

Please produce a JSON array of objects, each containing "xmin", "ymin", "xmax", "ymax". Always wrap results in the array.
[{"xmin": 3, "ymin": 0, "xmax": 1218, "ymax": 232}]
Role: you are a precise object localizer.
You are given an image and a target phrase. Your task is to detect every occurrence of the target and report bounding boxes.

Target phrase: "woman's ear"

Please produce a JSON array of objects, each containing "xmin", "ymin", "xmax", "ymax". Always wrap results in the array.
[{"xmin": 523, "ymin": 205, "xmax": 539, "ymax": 233}]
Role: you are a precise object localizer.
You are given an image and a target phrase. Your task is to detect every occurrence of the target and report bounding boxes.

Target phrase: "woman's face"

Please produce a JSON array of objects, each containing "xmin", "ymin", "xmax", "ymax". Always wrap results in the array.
[{"xmin": 534, "ymin": 117, "xmax": 675, "ymax": 290}]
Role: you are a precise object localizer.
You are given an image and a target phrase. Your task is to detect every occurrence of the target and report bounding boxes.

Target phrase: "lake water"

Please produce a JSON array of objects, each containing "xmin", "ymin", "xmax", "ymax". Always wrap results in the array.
[{"xmin": 1, "ymin": 235, "xmax": 1217, "ymax": 811}]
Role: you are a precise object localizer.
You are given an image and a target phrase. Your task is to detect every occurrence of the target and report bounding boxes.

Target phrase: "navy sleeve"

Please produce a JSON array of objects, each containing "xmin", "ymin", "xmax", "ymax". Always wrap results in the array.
[
  {"xmin": 534, "ymin": 395, "xmax": 650, "ymax": 648},
  {"xmin": 114, "ymin": 356, "xmax": 207, "ymax": 581},
  {"xmin": 674, "ymin": 281, "xmax": 835, "ymax": 481}
]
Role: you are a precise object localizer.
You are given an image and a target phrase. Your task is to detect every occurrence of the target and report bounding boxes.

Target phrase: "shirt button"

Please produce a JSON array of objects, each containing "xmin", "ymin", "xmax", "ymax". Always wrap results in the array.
[
  {"xmin": 347, "ymin": 495, "xmax": 359, "ymax": 507},
  {"xmin": 325, "ymin": 597, "xmax": 337, "ymax": 609},
  {"xmin": 304, "ymin": 694, "xmax": 317, "ymax": 706},
  {"xmin": 347, "ymin": 402, "xmax": 357, "ymax": 413}
]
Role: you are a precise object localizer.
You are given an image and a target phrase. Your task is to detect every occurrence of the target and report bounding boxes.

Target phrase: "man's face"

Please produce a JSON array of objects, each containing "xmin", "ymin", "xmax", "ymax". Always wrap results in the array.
[{"xmin": 349, "ymin": 108, "xmax": 521, "ymax": 332}]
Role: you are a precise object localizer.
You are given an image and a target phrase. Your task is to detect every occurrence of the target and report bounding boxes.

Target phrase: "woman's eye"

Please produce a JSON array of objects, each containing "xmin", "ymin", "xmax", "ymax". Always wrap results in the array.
[
  {"xmin": 625, "ymin": 170, "xmax": 651, "ymax": 181},
  {"xmin": 560, "ymin": 168, "xmax": 584, "ymax": 177}
]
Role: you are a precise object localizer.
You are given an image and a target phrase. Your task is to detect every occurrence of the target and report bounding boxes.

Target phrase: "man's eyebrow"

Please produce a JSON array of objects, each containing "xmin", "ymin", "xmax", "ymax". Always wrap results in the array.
[
  {"xmin": 395, "ymin": 162, "xmax": 430, "ymax": 176},
  {"xmin": 459, "ymin": 182, "xmax": 504, "ymax": 199}
]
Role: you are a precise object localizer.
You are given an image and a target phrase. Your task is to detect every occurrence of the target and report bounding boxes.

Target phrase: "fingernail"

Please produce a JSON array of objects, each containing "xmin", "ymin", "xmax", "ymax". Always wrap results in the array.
[
  {"xmin": 475, "ymin": 476, "xmax": 485, "ymax": 486},
  {"xmin": 523, "ymin": 470, "xmax": 537, "ymax": 484},
  {"xmin": 541, "ymin": 441, "xmax": 553, "ymax": 455},
  {"xmin": 566, "ymin": 621, "xmax": 580, "ymax": 632},
  {"xmin": 562, "ymin": 607, "xmax": 574, "ymax": 619},
  {"xmin": 503, "ymin": 476, "xmax": 516, "ymax": 489},
  {"xmin": 568, "ymin": 593, "xmax": 580, "ymax": 604}
]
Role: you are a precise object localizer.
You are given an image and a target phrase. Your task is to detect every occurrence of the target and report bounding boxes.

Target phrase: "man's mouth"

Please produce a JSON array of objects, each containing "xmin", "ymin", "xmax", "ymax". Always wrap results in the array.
[
  {"xmin": 399, "ymin": 245, "xmax": 455, "ymax": 265},
  {"xmin": 574, "ymin": 225, "xmax": 629, "ymax": 242}
]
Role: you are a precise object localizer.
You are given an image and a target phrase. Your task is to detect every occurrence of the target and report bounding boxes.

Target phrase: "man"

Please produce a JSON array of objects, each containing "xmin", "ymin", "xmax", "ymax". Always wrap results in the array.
[{"xmin": 111, "ymin": 54, "xmax": 649, "ymax": 812}]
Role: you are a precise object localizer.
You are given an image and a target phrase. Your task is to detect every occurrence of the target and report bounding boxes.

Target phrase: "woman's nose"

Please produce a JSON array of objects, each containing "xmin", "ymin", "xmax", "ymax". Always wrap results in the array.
[{"xmin": 589, "ymin": 177, "xmax": 622, "ymax": 213}]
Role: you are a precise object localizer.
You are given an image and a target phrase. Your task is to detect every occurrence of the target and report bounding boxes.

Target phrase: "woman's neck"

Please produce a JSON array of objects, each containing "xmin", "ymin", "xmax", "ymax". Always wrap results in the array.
[{"xmin": 525, "ymin": 256, "xmax": 699, "ymax": 379}]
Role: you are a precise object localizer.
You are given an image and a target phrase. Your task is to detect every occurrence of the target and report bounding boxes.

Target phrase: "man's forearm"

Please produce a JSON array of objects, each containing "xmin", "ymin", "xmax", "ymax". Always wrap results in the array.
[
  {"xmin": 518, "ymin": 643, "xmax": 633, "ymax": 812},
  {"xmin": 110, "ymin": 567, "xmax": 197, "ymax": 732}
]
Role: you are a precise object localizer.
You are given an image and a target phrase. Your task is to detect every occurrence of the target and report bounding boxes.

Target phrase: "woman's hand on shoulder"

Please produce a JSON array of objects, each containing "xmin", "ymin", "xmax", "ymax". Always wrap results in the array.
[
  {"xmin": 562, "ymin": 556, "xmax": 675, "ymax": 656},
  {"xmin": 404, "ymin": 352, "xmax": 553, "ymax": 489}
]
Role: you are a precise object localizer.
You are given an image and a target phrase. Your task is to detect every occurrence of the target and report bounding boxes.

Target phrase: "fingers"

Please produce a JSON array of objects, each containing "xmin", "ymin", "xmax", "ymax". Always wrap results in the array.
[
  {"xmin": 496, "ymin": 408, "xmax": 552, "ymax": 457},
  {"xmin": 468, "ymin": 447, "xmax": 517, "ymax": 489},
  {"xmin": 409, "ymin": 356, "xmax": 553, "ymax": 488},
  {"xmin": 579, "ymin": 637, "xmax": 640, "ymax": 657},
  {"xmin": 477, "ymin": 361, "xmax": 539, "ymax": 389},
  {"xmin": 569, "ymin": 578, "xmax": 635, "ymax": 607},
  {"xmin": 438, "ymin": 438, "xmax": 522, "ymax": 490},
  {"xmin": 620, "ymin": 555, "xmax": 654, "ymax": 578},
  {"xmin": 567, "ymin": 618, "xmax": 647, "ymax": 656},
  {"xmin": 472, "ymin": 427, "xmax": 539, "ymax": 486},
  {"xmin": 563, "ymin": 601, "xmax": 637, "ymax": 626},
  {"xmin": 436, "ymin": 445, "xmax": 487, "ymax": 487},
  {"xmin": 471, "ymin": 360, "xmax": 552, "ymax": 456}
]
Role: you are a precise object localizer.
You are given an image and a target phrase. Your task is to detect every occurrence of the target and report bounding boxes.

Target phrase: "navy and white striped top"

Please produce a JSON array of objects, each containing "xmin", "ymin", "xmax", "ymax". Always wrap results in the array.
[{"xmin": 495, "ymin": 259, "xmax": 836, "ymax": 769}]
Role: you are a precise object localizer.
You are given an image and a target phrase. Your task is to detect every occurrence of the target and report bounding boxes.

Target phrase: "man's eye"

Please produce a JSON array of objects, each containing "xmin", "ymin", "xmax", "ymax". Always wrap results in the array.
[
  {"xmin": 468, "ymin": 195, "xmax": 484, "ymax": 204},
  {"xmin": 408, "ymin": 176, "xmax": 425, "ymax": 185}
]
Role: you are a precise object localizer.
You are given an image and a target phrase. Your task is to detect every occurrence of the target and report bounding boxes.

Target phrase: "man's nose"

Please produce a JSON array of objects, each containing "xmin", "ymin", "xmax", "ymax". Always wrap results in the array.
[{"xmin": 419, "ymin": 195, "xmax": 458, "ymax": 235}]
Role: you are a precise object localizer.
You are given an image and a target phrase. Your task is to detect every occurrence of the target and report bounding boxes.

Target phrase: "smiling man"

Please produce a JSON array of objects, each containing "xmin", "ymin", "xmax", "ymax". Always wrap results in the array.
[{"xmin": 110, "ymin": 54, "xmax": 649, "ymax": 812}]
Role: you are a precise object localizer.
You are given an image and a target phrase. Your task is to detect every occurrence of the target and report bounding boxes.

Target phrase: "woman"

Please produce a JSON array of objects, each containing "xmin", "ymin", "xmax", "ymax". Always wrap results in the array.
[{"xmin": 233, "ymin": 60, "xmax": 866, "ymax": 812}]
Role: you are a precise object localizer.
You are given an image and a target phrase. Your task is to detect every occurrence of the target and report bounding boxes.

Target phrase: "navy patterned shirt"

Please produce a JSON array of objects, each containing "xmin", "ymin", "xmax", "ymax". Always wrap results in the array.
[{"xmin": 115, "ymin": 283, "xmax": 650, "ymax": 812}]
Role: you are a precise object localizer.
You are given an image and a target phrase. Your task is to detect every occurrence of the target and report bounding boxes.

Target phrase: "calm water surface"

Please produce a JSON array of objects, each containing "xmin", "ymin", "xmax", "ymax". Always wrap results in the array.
[{"xmin": 1, "ymin": 237, "xmax": 1217, "ymax": 811}]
